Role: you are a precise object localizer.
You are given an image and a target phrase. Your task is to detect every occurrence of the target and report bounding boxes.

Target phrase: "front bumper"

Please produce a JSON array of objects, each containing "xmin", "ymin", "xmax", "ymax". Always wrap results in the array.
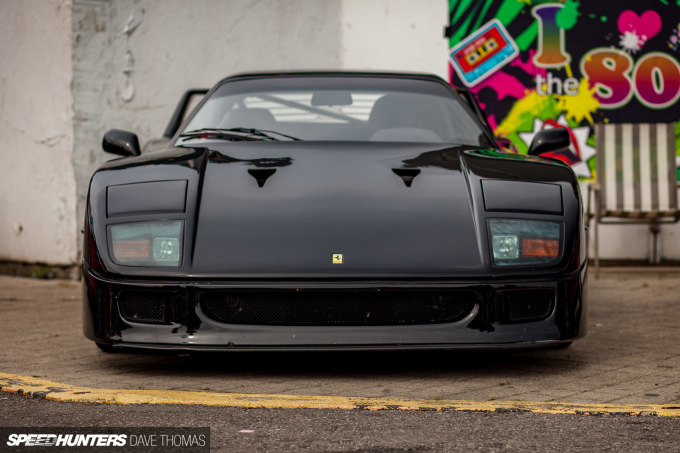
[{"xmin": 83, "ymin": 265, "xmax": 587, "ymax": 351}]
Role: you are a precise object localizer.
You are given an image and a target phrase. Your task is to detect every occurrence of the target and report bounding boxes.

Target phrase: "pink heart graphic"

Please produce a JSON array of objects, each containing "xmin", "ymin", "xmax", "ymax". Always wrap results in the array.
[{"xmin": 617, "ymin": 10, "xmax": 662, "ymax": 41}]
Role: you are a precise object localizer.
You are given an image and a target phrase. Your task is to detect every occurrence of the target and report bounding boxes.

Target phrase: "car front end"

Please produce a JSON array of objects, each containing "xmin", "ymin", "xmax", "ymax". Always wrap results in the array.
[{"xmin": 83, "ymin": 72, "xmax": 586, "ymax": 352}]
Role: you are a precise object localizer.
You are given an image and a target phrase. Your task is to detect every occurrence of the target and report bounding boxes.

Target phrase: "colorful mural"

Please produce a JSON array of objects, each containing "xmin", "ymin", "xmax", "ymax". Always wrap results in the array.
[{"xmin": 446, "ymin": 0, "xmax": 680, "ymax": 180}]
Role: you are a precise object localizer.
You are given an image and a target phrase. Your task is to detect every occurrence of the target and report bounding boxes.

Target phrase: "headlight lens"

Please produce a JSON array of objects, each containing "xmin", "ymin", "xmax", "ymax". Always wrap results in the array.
[
  {"xmin": 109, "ymin": 220, "xmax": 183, "ymax": 267},
  {"xmin": 489, "ymin": 219, "xmax": 561, "ymax": 266}
]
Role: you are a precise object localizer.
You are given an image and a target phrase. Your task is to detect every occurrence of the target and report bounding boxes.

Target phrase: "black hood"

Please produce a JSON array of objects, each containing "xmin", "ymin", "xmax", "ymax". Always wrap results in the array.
[{"xmin": 189, "ymin": 141, "xmax": 483, "ymax": 277}]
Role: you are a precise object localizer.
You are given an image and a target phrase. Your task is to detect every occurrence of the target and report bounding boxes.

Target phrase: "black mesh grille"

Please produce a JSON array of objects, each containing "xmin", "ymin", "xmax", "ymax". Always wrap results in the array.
[
  {"xmin": 497, "ymin": 289, "xmax": 554, "ymax": 323},
  {"xmin": 118, "ymin": 292, "xmax": 170, "ymax": 324},
  {"xmin": 199, "ymin": 291, "xmax": 478, "ymax": 326}
]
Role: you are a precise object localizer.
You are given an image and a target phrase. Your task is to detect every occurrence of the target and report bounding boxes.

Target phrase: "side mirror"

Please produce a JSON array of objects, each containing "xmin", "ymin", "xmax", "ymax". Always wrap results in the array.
[
  {"xmin": 527, "ymin": 128, "xmax": 570, "ymax": 157},
  {"xmin": 102, "ymin": 129, "xmax": 141, "ymax": 157}
]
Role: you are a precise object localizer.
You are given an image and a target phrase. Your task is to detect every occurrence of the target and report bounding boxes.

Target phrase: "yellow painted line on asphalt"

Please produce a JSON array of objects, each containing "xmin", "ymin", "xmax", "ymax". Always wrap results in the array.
[{"xmin": 2, "ymin": 372, "xmax": 679, "ymax": 416}]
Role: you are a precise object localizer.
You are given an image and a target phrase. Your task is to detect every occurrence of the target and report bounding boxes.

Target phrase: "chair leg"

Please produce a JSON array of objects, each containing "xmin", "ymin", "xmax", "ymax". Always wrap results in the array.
[
  {"xmin": 594, "ymin": 217, "xmax": 599, "ymax": 279},
  {"xmin": 650, "ymin": 222, "xmax": 661, "ymax": 264},
  {"xmin": 593, "ymin": 195, "xmax": 600, "ymax": 279}
]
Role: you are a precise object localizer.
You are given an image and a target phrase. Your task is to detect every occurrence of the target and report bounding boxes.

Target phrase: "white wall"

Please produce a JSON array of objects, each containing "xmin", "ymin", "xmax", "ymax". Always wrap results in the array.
[
  {"xmin": 0, "ymin": 0, "xmax": 77, "ymax": 265},
  {"xmin": 340, "ymin": 0, "xmax": 448, "ymax": 78}
]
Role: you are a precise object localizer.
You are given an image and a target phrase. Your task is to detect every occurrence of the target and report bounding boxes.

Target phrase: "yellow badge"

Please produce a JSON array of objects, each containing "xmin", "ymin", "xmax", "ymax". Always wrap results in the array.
[{"xmin": 332, "ymin": 254, "xmax": 343, "ymax": 264}]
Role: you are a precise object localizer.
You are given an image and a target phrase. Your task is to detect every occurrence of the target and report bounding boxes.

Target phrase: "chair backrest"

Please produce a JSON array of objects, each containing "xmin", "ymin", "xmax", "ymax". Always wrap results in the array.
[{"xmin": 595, "ymin": 122, "xmax": 677, "ymax": 217}]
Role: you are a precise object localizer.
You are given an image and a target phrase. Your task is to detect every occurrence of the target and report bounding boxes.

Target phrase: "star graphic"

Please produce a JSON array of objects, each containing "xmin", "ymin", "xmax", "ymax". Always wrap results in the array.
[
  {"xmin": 619, "ymin": 31, "xmax": 643, "ymax": 54},
  {"xmin": 518, "ymin": 115, "xmax": 596, "ymax": 179}
]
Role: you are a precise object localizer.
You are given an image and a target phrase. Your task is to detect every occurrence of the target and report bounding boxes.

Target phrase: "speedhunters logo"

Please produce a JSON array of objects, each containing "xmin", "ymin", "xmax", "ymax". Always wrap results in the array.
[
  {"xmin": 7, "ymin": 434, "xmax": 127, "ymax": 447},
  {"xmin": 1, "ymin": 428, "xmax": 209, "ymax": 451}
]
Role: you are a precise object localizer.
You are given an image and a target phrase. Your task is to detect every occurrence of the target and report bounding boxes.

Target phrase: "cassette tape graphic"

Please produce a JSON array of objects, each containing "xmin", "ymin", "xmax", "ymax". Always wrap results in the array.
[{"xmin": 449, "ymin": 19, "xmax": 519, "ymax": 87}]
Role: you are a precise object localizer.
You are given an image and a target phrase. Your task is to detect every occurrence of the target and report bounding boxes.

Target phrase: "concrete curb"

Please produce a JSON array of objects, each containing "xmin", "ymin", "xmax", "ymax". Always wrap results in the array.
[{"xmin": 2, "ymin": 372, "xmax": 680, "ymax": 416}]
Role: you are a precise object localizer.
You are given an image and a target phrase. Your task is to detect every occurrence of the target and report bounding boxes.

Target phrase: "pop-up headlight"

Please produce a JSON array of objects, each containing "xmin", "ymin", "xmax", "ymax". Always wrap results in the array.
[
  {"xmin": 489, "ymin": 219, "xmax": 561, "ymax": 266},
  {"xmin": 109, "ymin": 220, "xmax": 183, "ymax": 267}
]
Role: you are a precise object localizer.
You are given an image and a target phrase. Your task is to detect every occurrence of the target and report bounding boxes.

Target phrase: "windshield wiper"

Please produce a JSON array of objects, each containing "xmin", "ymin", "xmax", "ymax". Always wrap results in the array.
[
  {"xmin": 179, "ymin": 127, "xmax": 300, "ymax": 142},
  {"xmin": 227, "ymin": 127, "xmax": 301, "ymax": 141},
  {"xmin": 179, "ymin": 128, "xmax": 271, "ymax": 142}
]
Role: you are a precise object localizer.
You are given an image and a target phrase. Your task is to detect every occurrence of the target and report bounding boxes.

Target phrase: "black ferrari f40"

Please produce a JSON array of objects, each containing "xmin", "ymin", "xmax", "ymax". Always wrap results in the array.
[{"xmin": 83, "ymin": 72, "xmax": 587, "ymax": 352}]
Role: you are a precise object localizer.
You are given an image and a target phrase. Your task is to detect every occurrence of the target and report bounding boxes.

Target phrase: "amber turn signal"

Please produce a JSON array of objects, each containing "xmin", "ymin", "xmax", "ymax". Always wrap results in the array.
[
  {"xmin": 112, "ymin": 240, "xmax": 151, "ymax": 259},
  {"xmin": 521, "ymin": 238, "xmax": 559, "ymax": 258}
]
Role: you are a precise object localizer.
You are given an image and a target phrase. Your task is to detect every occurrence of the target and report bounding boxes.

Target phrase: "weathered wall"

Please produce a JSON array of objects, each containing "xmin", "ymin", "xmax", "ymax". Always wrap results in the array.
[{"xmin": 0, "ymin": 0, "xmax": 77, "ymax": 265}]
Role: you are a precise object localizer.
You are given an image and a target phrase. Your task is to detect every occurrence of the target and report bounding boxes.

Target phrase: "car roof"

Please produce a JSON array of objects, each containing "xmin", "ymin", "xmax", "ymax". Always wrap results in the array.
[{"xmin": 218, "ymin": 70, "xmax": 447, "ymax": 85}]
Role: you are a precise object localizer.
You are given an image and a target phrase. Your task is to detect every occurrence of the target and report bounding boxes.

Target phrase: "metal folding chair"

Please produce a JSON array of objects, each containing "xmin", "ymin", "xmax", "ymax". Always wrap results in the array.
[{"xmin": 587, "ymin": 123, "xmax": 680, "ymax": 277}]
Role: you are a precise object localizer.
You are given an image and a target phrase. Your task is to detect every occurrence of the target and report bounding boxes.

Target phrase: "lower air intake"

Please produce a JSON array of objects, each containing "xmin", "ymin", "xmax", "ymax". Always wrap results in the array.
[
  {"xmin": 496, "ymin": 289, "xmax": 554, "ymax": 323},
  {"xmin": 118, "ymin": 292, "xmax": 170, "ymax": 324},
  {"xmin": 200, "ymin": 290, "xmax": 478, "ymax": 326}
]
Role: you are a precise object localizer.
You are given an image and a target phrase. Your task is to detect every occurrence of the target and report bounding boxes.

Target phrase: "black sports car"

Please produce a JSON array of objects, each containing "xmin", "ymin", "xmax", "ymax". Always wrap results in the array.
[{"xmin": 83, "ymin": 72, "xmax": 587, "ymax": 352}]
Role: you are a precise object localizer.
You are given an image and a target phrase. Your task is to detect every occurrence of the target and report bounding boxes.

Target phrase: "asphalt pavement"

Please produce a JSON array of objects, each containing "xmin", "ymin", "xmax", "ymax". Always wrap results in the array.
[{"xmin": 2, "ymin": 391, "xmax": 680, "ymax": 452}]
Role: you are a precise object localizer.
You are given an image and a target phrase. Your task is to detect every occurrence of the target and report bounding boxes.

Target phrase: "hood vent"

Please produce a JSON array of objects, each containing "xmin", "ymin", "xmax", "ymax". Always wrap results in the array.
[
  {"xmin": 248, "ymin": 168, "xmax": 277, "ymax": 187},
  {"xmin": 392, "ymin": 168, "xmax": 421, "ymax": 187}
]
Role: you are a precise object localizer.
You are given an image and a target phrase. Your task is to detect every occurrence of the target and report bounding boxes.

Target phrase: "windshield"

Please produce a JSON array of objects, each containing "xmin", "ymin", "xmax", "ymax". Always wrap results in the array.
[{"xmin": 179, "ymin": 76, "xmax": 493, "ymax": 146}]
